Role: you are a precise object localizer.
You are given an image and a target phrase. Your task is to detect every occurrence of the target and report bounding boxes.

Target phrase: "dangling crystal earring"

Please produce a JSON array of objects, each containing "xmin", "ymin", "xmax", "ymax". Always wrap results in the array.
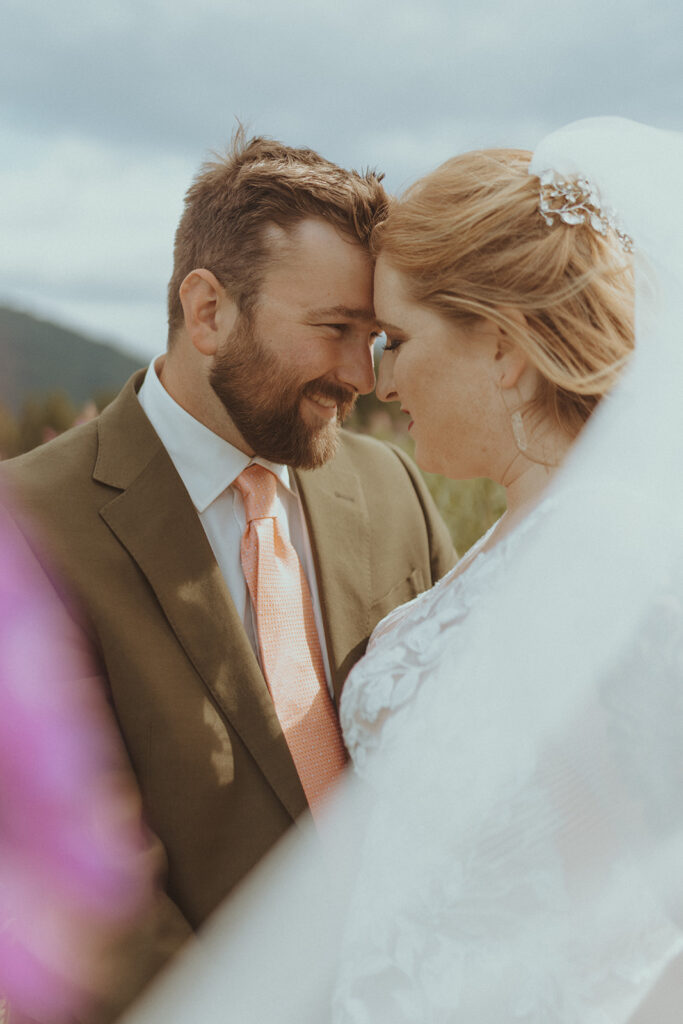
[
  {"xmin": 501, "ymin": 382, "xmax": 531, "ymax": 455},
  {"xmin": 511, "ymin": 409, "xmax": 528, "ymax": 452}
]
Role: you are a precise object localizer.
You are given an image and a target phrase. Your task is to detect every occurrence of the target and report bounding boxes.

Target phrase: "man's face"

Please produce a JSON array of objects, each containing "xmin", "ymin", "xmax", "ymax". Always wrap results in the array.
[{"xmin": 210, "ymin": 218, "xmax": 378, "ymax": 469}]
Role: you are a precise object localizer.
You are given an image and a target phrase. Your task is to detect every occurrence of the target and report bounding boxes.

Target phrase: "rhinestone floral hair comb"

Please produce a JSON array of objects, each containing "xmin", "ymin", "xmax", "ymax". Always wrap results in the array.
[{"xmin": 538, "ymin": 169, "xmax": 634, "ymax": 252}]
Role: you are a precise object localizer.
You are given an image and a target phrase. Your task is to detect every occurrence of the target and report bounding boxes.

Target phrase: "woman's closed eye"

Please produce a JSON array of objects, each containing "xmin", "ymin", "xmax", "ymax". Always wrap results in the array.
[{"xmin": 383, "ymin": 336, "xmax": 405, "ymax": 353}]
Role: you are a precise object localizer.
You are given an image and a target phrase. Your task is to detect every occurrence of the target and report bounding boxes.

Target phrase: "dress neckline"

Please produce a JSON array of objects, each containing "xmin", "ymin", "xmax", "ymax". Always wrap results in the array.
[{"xmin": 441, "ymin": 493, "xmax": 556, "ymax": 590}]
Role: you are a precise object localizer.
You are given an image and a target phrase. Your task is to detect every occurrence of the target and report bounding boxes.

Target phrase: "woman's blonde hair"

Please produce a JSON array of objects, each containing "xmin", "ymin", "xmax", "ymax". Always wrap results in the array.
[{"xmin": 373, "ymin": 149, "xmax": 634, "ymax": 437}]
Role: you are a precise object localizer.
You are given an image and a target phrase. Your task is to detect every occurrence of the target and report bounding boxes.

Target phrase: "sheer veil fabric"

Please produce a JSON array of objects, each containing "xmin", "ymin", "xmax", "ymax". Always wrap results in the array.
[{"xmin": 121, "ymin": 119, "xmax": 683, "ymax": 1023}]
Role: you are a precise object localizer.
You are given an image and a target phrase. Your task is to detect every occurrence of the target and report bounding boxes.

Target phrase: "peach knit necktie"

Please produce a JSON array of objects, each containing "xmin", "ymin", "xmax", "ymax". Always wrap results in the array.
[{"xmin": 234, "ymin": 464, "xmax": 347, "ymax": 815}]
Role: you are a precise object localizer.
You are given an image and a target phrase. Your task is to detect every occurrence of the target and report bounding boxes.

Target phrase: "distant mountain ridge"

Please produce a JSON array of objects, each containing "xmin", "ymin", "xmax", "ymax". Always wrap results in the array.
[{"xmin": 0, "ymin": 306, "xmax": 143, "ymax": 413}]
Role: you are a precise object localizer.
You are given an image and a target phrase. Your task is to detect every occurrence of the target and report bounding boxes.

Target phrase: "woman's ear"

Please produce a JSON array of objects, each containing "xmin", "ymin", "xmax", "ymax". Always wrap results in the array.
[
  {"xmin": 179, "ymin": 269, "xmax": 238, "ymax": 356},
  {"xmin": 492, "ymin": 307, "xmax": 530, "ymax": 390}
]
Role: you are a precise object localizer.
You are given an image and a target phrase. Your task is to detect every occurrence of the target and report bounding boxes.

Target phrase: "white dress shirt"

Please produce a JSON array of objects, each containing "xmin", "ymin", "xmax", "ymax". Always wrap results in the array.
[{"xmin": 137, "ymin": 357, "xmax": 333, "ymax": 694}]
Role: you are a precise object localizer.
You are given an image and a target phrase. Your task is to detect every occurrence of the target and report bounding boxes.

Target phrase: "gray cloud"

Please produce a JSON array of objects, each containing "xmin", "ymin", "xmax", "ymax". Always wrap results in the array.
[
  {"xmin": 1, "ymin": 0, "xmax": 681, "ymax": 356},
  {"xmin": 3, "ymin": 0, "xmax": 682, "ymax": 163}
]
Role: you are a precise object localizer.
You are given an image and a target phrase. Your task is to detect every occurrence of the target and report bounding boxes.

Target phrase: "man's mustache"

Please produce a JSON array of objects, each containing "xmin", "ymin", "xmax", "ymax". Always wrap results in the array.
[{"xmin": 301, "ymin": 379, "xmax": 358, "ymax": 420}]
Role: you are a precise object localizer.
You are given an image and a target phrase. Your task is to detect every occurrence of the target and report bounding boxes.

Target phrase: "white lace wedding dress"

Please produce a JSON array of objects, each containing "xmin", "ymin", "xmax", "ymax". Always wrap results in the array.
[{"xmin": 333, "ymin": 495, "xmax": 683, "ymax": 1022}]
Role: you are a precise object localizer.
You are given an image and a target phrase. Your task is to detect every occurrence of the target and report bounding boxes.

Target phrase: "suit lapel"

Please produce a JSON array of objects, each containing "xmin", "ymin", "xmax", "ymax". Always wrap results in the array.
[
  {"xmin": 95, "ymin": 377, "xmax": 307, "ymax": 821},
  {"xmin": 295, "ymin": 451, "xmax": 372, "ymax": 706}
]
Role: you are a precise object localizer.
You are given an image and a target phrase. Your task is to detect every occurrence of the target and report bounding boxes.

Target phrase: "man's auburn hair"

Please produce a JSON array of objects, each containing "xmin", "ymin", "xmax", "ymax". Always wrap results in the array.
[{"xmin": 167, "ymin": 127, "xmax": 388, "ymax": 342}]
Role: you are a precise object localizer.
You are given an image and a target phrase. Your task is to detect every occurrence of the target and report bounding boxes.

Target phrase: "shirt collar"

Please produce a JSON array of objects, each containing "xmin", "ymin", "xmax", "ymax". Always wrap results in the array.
[{"xmin": 137, "ymin": 357, "xmax": 293, "ymax": 513}]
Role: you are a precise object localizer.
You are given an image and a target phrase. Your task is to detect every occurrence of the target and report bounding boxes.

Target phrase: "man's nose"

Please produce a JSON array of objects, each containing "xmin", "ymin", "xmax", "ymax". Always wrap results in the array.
[{"xmin": 338, "ymin": 336, "xmax": 376, "ymax": 396}]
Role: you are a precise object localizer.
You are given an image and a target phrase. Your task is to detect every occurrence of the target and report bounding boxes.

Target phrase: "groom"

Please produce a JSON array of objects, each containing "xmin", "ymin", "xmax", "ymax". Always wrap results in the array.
[{"xmin": 2, "ymin": 133, "xmax": 455, "ymax": 1018}]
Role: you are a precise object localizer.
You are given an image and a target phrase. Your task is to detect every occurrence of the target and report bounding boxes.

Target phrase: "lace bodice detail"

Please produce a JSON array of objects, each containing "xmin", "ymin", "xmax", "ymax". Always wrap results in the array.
[{"xmin": 340, "ymin": 508, "xmax": 534, "ymax": 776}]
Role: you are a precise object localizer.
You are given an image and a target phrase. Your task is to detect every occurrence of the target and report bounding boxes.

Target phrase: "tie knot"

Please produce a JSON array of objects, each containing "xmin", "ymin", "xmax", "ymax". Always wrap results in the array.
[{"xmin": 234, "ymin": 464, "xmax": 278, "ymax": 523}]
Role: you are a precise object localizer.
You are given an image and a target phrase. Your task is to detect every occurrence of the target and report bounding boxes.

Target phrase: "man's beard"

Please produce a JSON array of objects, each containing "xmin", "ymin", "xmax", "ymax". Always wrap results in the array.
[{"xmin": 209, "ymin": 316, "xmax": 358, "ymax": 469}]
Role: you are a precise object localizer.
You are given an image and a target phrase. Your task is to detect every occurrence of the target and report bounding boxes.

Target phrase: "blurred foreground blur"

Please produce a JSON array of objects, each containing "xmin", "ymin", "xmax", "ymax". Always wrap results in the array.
[{"xmin": 0, "ymin": 495, "xmax": 150, "ymax": 1023}]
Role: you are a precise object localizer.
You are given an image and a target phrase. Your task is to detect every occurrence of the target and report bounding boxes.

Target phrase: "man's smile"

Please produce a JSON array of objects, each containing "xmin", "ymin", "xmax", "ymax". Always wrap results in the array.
[{"xmin": 303, "ymin": 394, "xmax": 338, "ymax": 420}]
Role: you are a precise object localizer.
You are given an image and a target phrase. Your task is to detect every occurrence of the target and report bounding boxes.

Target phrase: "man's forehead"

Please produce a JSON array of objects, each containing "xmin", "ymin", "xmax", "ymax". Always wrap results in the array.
[
  {"xmin": 263, "ymin": 217, "xmax": 369, "ymax": 265},
  {"xmin": 258, "ymin": 221, "xmax": 375, "ymax": 317}
]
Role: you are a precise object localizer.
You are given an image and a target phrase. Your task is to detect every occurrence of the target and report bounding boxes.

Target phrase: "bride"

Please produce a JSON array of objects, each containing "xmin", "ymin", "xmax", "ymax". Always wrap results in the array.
[
  {"xmin": 333, "ymin": 119, "xmax": 683, "ymax": 1022},
  {"xmin": 123, "ymin": 117, "xmax": 683, "ymax": 1023}
]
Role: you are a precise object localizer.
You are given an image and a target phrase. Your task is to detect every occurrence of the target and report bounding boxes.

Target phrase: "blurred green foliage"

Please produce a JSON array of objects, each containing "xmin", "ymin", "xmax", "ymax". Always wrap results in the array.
[
  {"xmin": 0, "ymin": 391, "xmax": 113, "ymax": 460},
  {"xmin": 14, "ymin": 391, "xmax": 78, "ymax": 454},
  {"xmin": 419, "ymin": 471, "xmax": 506, "ymax": 555}
]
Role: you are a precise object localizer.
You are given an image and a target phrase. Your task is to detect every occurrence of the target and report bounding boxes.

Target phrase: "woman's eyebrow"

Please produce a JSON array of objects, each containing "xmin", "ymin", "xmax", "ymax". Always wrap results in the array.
[{"xmin": 377, "ymin": 319, "xmax": 405, "ymax": 335}]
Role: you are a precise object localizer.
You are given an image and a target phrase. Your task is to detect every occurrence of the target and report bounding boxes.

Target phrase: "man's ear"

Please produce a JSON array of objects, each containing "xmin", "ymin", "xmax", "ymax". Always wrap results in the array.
[
  {"xmin": 492, "ymin": 307, "xmax": 530, "ymax": 390},
  {"xmin": 179, "ymin": 269, "xmax": 238, "ymax": 356}
]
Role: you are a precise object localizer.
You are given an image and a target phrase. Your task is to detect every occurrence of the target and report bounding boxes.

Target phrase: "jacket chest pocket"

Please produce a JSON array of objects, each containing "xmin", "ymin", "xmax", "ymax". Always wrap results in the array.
[{"xmin": 370, "ymin": 566, "xmax": 426, "ymax": 623}]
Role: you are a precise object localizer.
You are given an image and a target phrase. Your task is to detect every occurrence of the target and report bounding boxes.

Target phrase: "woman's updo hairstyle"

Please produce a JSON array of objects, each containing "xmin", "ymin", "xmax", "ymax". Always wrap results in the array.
[{"xmin": 372, "ymin": 149, "xmax": 634, "ymax": 437}]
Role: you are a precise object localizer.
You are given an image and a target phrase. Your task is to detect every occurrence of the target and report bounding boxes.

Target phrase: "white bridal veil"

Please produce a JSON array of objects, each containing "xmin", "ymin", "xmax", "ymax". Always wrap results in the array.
[{"xmin": 122, "ymin": 118, "xmax": 683, "ymax": 1023}]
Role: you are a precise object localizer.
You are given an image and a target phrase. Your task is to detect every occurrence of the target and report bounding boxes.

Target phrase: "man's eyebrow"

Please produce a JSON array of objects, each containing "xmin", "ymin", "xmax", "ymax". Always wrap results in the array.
[{"xmin": 307, "ymin": 305, "xmax": 377, "ymax": 322}]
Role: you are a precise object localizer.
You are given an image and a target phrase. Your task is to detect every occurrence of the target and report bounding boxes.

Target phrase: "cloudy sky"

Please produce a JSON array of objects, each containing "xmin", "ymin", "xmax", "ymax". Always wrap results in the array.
[{"xmin": 2, "ymin": 0, "xmax": 682, "ymax": 361}]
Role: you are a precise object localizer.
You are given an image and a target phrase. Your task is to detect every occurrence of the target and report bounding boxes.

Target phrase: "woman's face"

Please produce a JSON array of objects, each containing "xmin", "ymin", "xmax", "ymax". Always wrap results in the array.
[{"xmin": 374, "ymin": 257, "xmax": 509, "ymax": 479}]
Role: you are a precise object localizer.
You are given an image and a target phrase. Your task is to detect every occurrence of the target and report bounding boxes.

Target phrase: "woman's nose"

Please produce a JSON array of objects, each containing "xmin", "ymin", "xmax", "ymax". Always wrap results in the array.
[{"xmin": 376, "ymin": 351, "xmax": 397, "ymax": 403}]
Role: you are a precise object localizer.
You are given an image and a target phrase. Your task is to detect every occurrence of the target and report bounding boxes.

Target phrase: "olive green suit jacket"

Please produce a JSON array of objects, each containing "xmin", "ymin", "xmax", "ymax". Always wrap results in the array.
[{"xmin": 2, "ymin": 371, "xmax": 455, "ymax": 1017}]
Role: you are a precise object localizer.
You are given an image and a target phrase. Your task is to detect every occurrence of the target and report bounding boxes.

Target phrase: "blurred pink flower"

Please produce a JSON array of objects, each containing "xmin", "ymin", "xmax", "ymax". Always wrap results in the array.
[{"xmin": 0, "ymin": 496, "xmax": 148, "ymax": 1022}]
